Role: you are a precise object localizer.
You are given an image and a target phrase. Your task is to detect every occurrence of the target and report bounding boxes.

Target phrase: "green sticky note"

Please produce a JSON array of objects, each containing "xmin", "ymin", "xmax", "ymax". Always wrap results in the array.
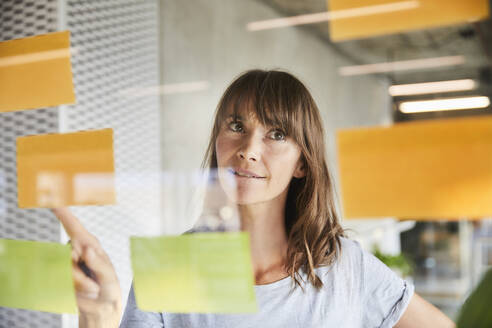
[
  {"xmin": 130, "ymin": 232, "xmax": 257, "ymax": 313},
  {"xmin": 0, "ymin": 238, "xmax": 77, "ymax": 314}
]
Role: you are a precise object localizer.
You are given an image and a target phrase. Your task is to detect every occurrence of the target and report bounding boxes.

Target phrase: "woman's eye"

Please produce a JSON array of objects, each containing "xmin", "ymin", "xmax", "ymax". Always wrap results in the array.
[
  {"xmin": 269, "ymin": 130, "xmax": 286, "ymax": 141},
  {"xmin": 228, "ymin": 121, "xmax": 244, "ymax": 133}
]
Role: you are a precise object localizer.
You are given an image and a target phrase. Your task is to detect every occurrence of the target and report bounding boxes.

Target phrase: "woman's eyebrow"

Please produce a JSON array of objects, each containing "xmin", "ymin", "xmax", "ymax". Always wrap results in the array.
[{"xmin": 227, "ymin": 114, "xmax": 244, "ymax": 120}]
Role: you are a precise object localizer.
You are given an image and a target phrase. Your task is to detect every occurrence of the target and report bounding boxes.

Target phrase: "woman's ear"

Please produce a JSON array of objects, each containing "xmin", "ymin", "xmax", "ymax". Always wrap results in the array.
[{"xmin": 293, "ymin": 159, "xmax": 306, "ymax": 179}]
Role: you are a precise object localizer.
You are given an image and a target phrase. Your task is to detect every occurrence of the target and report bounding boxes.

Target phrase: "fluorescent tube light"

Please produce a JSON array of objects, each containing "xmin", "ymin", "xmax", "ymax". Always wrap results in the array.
[
  {"xmin": 339, "ymin": 56, "xmax": 465, "ymax": 76},
  {"xmin": 399, "ymin": 96, "xmax": 490, "ymax": 113},
  {"xmin": 120, "ymin": 81, "xmax": 210, "ymax": 98},
  {"xmin": 247, "ymin": 1, "xmax": 419, "ymax": 31},
  {"xmin": 389, "ymin": 79, "xmax": 477, "ymax": 96}
]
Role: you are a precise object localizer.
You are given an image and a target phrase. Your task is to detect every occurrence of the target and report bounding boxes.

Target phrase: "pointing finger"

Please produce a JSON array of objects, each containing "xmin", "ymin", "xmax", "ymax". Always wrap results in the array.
[{"xmin": 51, "ymin": 208, "xmax": 92, "ymax": 241}]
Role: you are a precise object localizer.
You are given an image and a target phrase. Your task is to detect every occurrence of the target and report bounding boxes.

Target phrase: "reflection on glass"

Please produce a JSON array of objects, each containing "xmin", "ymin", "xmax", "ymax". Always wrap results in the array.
[
  {"xmin": 247, "ymin": 1, "xmax": 419, "ymax": 31},
  {"xmin": 161, "ymin": 168, "xmax": 239, "ymax": 235},
  {"xmin": 36, "ymin": 171, "xmax": 68, "ymax": 208},
  {"xmin": 120, "ymin": 81, "xmax": 210, "ymax": 98},
  {"xmin": 73, "ymin": 172, "xmax": 115, "ymax": 205}
]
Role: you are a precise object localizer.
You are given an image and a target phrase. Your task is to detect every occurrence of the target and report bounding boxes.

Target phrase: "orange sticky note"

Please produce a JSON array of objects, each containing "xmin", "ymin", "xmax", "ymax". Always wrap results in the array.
[
  {"xmin": 17, "ymin": 129, "xmax": 115, "ymax": 208},
  {"xmin": 0, "ymin": 31, "xmax": 75, "ymax": 112},
  {"xmin": 328, "ymin": 0, "xmax": 489, "ymax": 41},
  {"xmin": 336, "ymin": 116, "xmax": 492, "ymax": 219}
]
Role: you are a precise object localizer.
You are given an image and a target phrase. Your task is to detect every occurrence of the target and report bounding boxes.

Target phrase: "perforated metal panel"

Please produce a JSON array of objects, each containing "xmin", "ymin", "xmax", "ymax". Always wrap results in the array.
[
  {"xmin": 0, "ymin": 0, "xmax": 57, "ymax": 40},
  {"xmin": 63, "ymin": 0, "xmax": 162, "ymax": 326},
  {"xmin": 0, "ymin": 0, "xmax": 63, "ymax": 327},
  {"xmin": 0, "ymin": 0, "xmax": 161, "ymax": 327}
]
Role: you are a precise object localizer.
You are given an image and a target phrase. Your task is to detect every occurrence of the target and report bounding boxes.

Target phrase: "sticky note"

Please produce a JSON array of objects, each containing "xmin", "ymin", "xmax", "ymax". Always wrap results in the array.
[
  {"xmin": 17, "ymin": 128, "xmax": 115, "ymax": 208},
  {"xmin": 0, "ymin": 31, "xmax": 75, "ymax": 112},
  {"xmin": 0, "ymin": 238, "xmax": 77, "ymax": 314},
  {"xmin": 328, "ymin": 0, "xmax": 489, "ymax": 41},
  {"xmin": 336, "ymin": 116, "xmax": 492, "ymax": 219},
  {"xmin": 130, "ymin": 232, "xmax": 257, "ymax": 313}
]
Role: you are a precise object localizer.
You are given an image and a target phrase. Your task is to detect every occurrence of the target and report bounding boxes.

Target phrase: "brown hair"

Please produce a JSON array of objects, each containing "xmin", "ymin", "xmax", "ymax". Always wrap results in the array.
[{"xmin": 202, "ymin": 69, "xmax": 344, "ymax": 289}]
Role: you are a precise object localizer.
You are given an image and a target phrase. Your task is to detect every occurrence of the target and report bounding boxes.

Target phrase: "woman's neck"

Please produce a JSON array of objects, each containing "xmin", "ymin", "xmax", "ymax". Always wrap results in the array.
[{"xmin": 238, "ymin": 191, "xmax": 289, "ymax": 285}]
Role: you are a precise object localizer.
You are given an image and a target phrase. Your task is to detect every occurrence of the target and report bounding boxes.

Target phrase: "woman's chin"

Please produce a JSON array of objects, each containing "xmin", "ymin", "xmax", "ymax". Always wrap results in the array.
[{"xmin": 233, "ymin": 193, "xmax": 266, "ymax": 205}]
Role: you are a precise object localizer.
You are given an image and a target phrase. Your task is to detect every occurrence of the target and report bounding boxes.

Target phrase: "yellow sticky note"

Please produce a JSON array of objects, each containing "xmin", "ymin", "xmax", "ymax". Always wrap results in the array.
[
  {"xmin": 328, "ymin": 0, "xmax": 489, "ymax": 41},
  {"xmin": 130, "ymin": 232, "xmax": 257, "ymax": 313},
  {"xmin": 336, "ymin": 116, "xmax": 492, "ymax": 219},
  {"xmin": 0, "ymin": 31, "xmax": 75, "ymax": 112},
  {"xmin": 0, "ymin": 238, "xmax": 77, "ymax": 314},
  {"xmin": 17, "ymin": 129, "xmax": 115, "ymax": 208}
]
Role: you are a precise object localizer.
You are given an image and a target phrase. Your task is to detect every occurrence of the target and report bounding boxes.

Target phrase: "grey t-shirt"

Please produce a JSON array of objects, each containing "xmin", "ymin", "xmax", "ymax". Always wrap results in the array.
[{"xmin": 120, "ymin": 237, "xmax": 414, "ymax": 328}]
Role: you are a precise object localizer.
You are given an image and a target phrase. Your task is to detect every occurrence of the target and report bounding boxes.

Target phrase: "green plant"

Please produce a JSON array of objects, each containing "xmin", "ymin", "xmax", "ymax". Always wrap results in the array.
[
  {"xmin": 372, "ymin": 246, "xmax": 413, "ymax": 277},
  {"xmin": 456, "ymin": 268, "xmax": 492, "ymax": 328}
]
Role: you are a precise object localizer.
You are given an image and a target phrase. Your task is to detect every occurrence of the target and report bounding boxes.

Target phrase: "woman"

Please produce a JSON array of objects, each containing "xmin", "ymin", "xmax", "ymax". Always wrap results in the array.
[{"xmin": 53, "ymin": 70, "xmax": 455, "ymax": 327}]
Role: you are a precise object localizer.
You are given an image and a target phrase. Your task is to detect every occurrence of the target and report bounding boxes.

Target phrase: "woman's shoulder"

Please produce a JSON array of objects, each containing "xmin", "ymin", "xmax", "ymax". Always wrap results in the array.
[
  {"xmin": 316, "ymin": 236, "xmax": 407, "ymax": 289},
  {"xmin": 315, "ymin": 236, "xmax": 366, "ymax": 276},
  {"xmin": 333, "ymin": 236, "xmax": 366, "ymax": 262},
  {"xmin": 338, "ymin": 236, "xmax": 365, "ymax": 257}
]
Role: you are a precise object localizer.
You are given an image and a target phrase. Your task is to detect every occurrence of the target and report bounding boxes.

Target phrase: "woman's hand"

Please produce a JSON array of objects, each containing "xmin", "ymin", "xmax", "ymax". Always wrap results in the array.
[{"xmin": 52, "ymin": 208, "xmax": 122, "ymax": 328}]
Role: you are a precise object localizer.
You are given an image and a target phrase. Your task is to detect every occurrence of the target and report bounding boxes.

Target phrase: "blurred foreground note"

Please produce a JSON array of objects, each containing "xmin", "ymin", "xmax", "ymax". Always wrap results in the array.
[
  {"xmin": 328, "ymin": 0, "xmax": 489, "ymax": 41},
  {"xmin": 17, "ymin": 128, "xmax": 115, "ymax": 208},
  {"xmin": 456, "ymin": 268, "xmax": 492, "ymax": 328},
  {"xmin": 130, "ymin": 232, "xmax": 257, "ymax": 313},
  {"xmin": 0, "ymin": 238, "xmax": 77, "ymax": 314},
  {"xmin": 0, "ymin": 31, "xmax": 76, "ymax": 112},
  {"xmin": 336, "ymin": 116, "xmax": 492, "ymax": 219}
]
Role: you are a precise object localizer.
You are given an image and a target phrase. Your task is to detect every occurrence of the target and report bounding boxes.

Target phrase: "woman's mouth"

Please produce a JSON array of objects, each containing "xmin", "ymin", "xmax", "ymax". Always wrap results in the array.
[{"xmin": 228, "ymin": 168, "xmax": 265, "ymax": 179}]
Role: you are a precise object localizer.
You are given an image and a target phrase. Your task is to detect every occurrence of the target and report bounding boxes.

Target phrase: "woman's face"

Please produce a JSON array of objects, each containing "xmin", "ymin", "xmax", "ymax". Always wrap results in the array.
[{"xmin": 215, "ymin": 109, "xmax": 305, "ymax": 205}]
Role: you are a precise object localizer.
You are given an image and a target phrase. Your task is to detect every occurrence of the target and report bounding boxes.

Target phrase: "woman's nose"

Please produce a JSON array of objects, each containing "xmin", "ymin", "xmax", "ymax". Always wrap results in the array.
[
  {"xmin": 238, "ymin": 150, "xmax": 258, "ymax": 162},
  {"xmin": 237, "ymin": 134, "xmax": 261, "ymax": 162}
]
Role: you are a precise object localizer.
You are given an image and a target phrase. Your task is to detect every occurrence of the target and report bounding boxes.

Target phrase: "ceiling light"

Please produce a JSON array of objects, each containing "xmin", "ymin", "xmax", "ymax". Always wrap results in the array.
[
  {"xmin": 339, "ymin": 56, "xmax": 465, "ymax": 76},
  {"xmin": 119, "ymin": 81, "xmax": 210, "ymax": 98},
  {"xmin": 399, "ymin": 96, "xmax": 490, "ymax": 113},
  {"xmin": 246, "ymin": 1, "xmax": 419, "ymax": 31},
  {"xmin": 389, "ymin": 79, "xmax": 477, "ymax": 96}
]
